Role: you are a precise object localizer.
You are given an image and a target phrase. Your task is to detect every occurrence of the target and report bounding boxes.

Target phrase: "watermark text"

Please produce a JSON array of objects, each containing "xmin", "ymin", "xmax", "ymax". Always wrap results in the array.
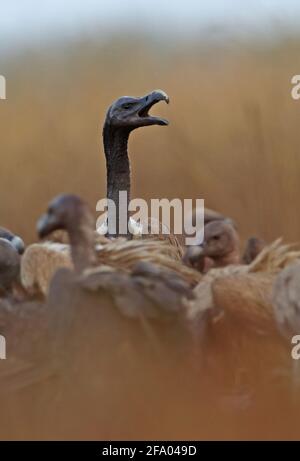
[
  {"xmin": 96, "ymin": 192, "xmax": 204, "ymax": 245},
  {"xmin": 0, "ymin": 75, "xmax": 6, "ymax": 100}
]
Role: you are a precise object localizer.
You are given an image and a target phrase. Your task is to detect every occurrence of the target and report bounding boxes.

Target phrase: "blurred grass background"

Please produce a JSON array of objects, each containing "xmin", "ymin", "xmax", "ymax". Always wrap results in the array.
[{"xmin": 1, "ymin": 36, "xmax": 300, "ymax": 245}]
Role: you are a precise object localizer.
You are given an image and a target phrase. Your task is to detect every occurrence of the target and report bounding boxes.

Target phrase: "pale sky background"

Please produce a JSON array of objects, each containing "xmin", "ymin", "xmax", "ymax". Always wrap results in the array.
[{"xmin": 1, "ymin": 0, "xmax": 300, "ymax": 51}]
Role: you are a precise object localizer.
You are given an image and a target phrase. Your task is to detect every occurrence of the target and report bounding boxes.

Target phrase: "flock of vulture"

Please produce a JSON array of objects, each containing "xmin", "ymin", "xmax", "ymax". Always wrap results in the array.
[{"xmin": 0, "ymin": 90, "xmax": 300, "ymax": 436}]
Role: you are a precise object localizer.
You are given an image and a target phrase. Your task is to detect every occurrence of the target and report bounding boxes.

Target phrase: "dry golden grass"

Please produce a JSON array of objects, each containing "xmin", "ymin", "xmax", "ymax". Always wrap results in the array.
[
  {"xmin": 1, "ymin": 36, "xmax": 300, "ymax": 440},
  {"xmin": 1, "ymin": 37, "xmax": 300, "ymax": 247}
]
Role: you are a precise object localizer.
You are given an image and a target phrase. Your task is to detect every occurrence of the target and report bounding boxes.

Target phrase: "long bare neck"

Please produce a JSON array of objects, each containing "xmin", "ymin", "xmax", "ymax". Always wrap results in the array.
[
  {"xmin": 103, "ymin": 124, "xmax": 131, "ymax": 237},
  {"xmin": 68, "ymin": 214, "xmax": 97, "ymax": 274}
]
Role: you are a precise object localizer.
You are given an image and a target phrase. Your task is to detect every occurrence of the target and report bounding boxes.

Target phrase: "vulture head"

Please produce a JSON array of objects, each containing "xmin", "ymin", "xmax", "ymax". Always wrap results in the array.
[
  {"xmin": 37, "ymin": 194, "xmax": 93, "ymax": 239},
  {"xmin": 104, "ymin": 89, "xmax": 169, "ymax": 130},
  {"xmin": 0, "ymin": 227, "xmax": 25, "ymax": 255},
  {"xmin": 183, "ymin": 220, "xmax": 240, "ymax": 271},
  {"xmin": 200, "ymin": 220, "xmax": 239, "ymax": 259}
]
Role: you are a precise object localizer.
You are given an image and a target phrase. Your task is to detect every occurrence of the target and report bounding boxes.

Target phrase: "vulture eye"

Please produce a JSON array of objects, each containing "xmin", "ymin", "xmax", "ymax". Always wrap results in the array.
[{"xmin": 212, "ymin": 235, "xmax": 220, "ymax": 241}]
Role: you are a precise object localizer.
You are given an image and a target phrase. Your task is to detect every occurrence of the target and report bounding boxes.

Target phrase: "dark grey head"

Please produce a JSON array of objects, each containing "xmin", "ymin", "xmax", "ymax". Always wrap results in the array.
[
  {"xmin": 105, "ymin": 90, "xmax": 169, "ymax": 130},
  {"xmin": 0, "ymin": 227, "xmax": 25, "ymax": 255},
  {"xmin": 37, "ymin": 194, "xmax": 92, "ymax": 239}
]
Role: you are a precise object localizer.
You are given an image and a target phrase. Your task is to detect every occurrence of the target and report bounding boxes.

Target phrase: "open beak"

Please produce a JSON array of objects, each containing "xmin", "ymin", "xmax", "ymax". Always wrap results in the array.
[
  {"xmin": 37, "ymin": 213, "xmax": 58, "ymax": 239},
  {"xmin": 137, "ymin": 90, "xmax": 169, "ymax": 126}
]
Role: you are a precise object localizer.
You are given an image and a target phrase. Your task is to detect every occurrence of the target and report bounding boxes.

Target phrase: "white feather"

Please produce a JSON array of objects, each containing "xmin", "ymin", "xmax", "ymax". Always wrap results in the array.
[
  {"xmin": 128, "ymin": 217, "xmax": 143, "ymax": 236},
  {"xmin": 96, "ymin": 219, "xmax": 109, "ymax": 236},
  {"xmin": 96, "ymin": 216, "xmax": 143, "ymax": 237}
]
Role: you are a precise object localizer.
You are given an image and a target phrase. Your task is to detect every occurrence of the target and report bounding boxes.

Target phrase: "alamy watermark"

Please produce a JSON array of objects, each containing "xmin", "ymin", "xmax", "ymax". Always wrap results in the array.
[
  {"xmin": 0, "ymin": 76, "xmax": 8, "ymax": 359},
  {"xmin": 96, "ymin": 192, "xmax": 204, "ymax": 245},
  {"xmin": 291, "ymin": 335, "xmax": 300, "ymax": 360},
  {"xmin": 0, "ymin": 335, "xmax": 6, "ymax": 360},
  {"xmin": 291, "ymin": 75, "xmax": 300, "ymax": 100},
  {"xmin": 0, "ymin": 75, "xmax": 6, "ymax": 100}
]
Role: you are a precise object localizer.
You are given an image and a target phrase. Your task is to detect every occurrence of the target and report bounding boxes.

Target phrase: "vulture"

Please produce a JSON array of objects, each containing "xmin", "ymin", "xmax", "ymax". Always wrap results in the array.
[
  {"xmin": 0, "ymin": 239, "xmax": 21, "ymax": 296},
  {"xmin": 36, "ymin": 194, "xmax": 194, "ymax": 304},
  {"xmin": 20, "ymin": 90, "xmax": 182, "ymax": 296},
  {"xmin": 24, "ymin": 193, "xmax": 202, "ymax": 431},
  {"xmin": 186, "ymin": 239, "xmax": 300, "ymax": 394},
  {"xmin": 0, "ymin": 234, "xmax": 56, "ymax": 392},
  {"xmin": 35, "ymin": 195, "xmax": 300, "ymax": 401},
  {"xmin": 272, "ymin": 261, "xmax": 300, "ymax": 337},
  {"xmin": 272, "ymin": 262, "xmax": 300, "ymax": 392},
  {"xmin": 21, "ymin": 242, "xmax": 72, "ymax": 297},
  {"xmin": 184, "ymin": 221, "xmax": 266, "ymax": 272},
  {"xmin": 188, "ymin": 240, "xmax": 300, "ymax": 354},
  {"xmin": 0, "ymin": 226, "xmax": 25, "ymax": 297},
  {"xmin": 102, "ymin": 89, "xmax": 169, "ymax": 237},
  {"xmin": 102, "ymin": 90, "xmax": 227, "ymax": 240},
  {"xmin": 0, "ymin": 227, "xmax": 25, "ymax": 255},
  {"xmin": 189, "ymin": 239, "xmax": 300, "ymax": 332},
  {"xmin": 183, "ymin": 219, "xmax": 240, "ymax": 272},
  {"xmin": 36, "ymin": 194, "xmax": 196, "ymax": 358}
]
